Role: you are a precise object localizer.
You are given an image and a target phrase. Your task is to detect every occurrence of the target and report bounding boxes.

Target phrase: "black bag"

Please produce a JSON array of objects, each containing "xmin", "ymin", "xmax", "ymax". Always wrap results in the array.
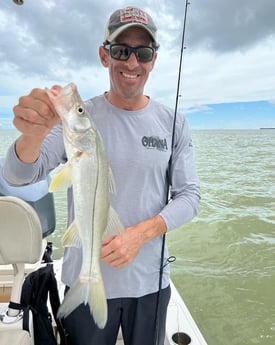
[{"xmin": 21, "ymin": 264, "xmax": 68, "ymax": 345}]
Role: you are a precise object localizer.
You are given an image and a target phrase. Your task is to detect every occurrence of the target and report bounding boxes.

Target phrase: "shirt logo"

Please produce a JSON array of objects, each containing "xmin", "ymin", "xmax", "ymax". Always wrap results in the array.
[{"xmin": 142, "ymin": 136, "xmax": 168, "ymax": 152}]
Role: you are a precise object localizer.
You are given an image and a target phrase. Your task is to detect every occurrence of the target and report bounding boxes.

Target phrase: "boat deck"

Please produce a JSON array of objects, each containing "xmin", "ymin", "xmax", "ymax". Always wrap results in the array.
[{"xmin": 1, "ymin": 260, "xmax": 207, "ymax": 345}]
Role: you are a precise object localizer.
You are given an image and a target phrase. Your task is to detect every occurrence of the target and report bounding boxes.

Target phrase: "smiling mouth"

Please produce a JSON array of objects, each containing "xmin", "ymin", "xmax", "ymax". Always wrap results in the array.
[{"xmin": 121, "ymin": 72, "xmax": 140, "ymax": 79}]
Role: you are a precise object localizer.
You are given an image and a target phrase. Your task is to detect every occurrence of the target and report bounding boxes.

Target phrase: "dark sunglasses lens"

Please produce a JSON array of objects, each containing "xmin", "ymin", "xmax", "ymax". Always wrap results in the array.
[
  {"xmin": 110, "ymin": 45, "xmax": 154, "ymax": 62},
  {"xmin": 137, "ymin": 47, "xmax": 154, "ymax": 62},
  {"xmin": 110, "ymin": 45, "xmax": 129, "ymax": 60}
]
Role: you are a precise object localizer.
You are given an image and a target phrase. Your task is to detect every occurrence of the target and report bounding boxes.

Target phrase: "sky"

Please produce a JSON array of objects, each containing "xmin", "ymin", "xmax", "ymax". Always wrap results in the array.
[{"xmin": 0, "ymin": 0, "xmax": 275, "ymax": 129}]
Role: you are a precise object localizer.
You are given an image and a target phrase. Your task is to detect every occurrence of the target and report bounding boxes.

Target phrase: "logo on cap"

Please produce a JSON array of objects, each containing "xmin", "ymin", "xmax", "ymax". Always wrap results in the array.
[{"xmin": 120, "ymin": 7, "xmax": 148, "ymax": 25}]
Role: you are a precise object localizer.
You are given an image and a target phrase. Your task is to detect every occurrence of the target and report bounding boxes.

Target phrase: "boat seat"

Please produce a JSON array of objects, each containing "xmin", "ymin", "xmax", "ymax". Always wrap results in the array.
[
  {"xmin": 0, "ymin": 329, "xmax": 30, "ymax": 345},
  {"xmin": 0, "ymin": 157, "xmax": 55, "ymax": 239},
  {"xmin": 0, "ymin": 196, "xmax": 43, "ymax": 264},
  {"xmin": 0, "ymin": 192, "xmax": 56, "ymax": 239},
  {"xmin": 0, "ymin": 196, "xmax": 44, "ymax": 345}
]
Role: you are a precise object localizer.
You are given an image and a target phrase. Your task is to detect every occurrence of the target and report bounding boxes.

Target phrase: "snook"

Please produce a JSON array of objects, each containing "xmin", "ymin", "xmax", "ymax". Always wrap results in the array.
[{"xmin": 46, "ymin": 83, "xmax": 123, "ymax": 328}]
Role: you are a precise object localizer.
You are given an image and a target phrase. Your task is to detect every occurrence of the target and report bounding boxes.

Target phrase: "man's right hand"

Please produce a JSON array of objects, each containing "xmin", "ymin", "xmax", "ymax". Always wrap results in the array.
[
  {"xmin": 13, "ymin": 88, "xmax": 60, "ymax": 138},
  {"xmin": 12, "ymin": 88, "xmax": 61, "ymax": 163}
]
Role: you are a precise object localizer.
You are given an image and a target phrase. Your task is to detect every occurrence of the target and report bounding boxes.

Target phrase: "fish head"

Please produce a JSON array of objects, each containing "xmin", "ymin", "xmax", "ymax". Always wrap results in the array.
[{"xmin": 46, "ymin": 83, "xmax": 92, "ymax": 133}]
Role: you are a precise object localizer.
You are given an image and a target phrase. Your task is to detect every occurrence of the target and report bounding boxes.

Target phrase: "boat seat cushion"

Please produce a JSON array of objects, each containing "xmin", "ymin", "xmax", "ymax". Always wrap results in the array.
[
  {"xmin": 0, "ymin": 329, "xmax": 30, "ymax": 345},
  {"xmin": 0, "ymin": 196, "xmax": 42, "ymax": 265}
]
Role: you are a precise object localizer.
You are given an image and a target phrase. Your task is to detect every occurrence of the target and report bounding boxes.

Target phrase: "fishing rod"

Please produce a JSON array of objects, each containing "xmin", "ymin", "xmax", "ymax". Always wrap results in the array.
[{"xmin": 154, "ymin": 1, "xmax": 190, "ymax": 344}]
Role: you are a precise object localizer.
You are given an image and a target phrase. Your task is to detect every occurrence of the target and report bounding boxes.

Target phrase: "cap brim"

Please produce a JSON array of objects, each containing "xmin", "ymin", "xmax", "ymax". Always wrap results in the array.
[{"xmin": 106, "ymin": 23, "xmax": 157, "ymax": 45}]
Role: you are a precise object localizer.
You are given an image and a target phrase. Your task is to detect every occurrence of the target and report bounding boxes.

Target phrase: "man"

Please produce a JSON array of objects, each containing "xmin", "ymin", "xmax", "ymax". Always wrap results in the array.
[{"xmin": 3, "ymin": 6, "xmax": 200, "ymax": 345}]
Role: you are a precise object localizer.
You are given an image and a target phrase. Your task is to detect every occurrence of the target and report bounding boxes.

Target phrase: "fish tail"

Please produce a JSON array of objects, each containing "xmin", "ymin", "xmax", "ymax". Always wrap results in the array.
[
  {"xmin": 57, "ymin": 277, "xmax": 107, "ymax": 329},
  {"xmin": 90, "ymin": 276, "xmax": 108, "ymax": 328}
]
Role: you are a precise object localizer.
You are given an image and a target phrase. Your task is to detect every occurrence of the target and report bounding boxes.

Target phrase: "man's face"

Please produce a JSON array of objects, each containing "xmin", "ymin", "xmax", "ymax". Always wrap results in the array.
[{"xmin": 100, "ymin": 26, "xmax": 157, "ymax": 102}]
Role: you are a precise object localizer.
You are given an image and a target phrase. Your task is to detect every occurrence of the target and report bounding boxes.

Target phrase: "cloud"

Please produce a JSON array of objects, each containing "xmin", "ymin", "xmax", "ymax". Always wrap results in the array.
[
  {"xmin": 186, "ymin": 104, "xmax": 213, "ymax": 115},
  {"xmin": 187, "ymin": 0, "xmax": 275, "ymax": 52},
  {"xmin": 268, "ymin": 99, "xmax": 275, "ymax": 106},
  {"xmin": 0, "ymin": 0, "xmax": 275, "ymax": 124},
  {"xmin": 0, "ymin": 1, "xmax": 107, "ymax": 80}
]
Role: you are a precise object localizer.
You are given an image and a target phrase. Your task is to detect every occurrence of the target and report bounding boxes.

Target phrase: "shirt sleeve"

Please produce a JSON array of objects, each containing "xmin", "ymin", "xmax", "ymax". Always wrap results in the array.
[
  {"xmin": 159, "ymin": 116, "xmax": 200, "ymax": 231},
  {"xmin": 3, "ymin": 123, "xmax": 66, "ymax": 186}
]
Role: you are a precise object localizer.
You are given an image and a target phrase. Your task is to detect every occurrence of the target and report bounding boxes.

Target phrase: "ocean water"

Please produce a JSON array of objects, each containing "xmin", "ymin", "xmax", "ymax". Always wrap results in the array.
[{"xmin": 1, "ymin": 129, "xmax": 274, "ymax": 345}]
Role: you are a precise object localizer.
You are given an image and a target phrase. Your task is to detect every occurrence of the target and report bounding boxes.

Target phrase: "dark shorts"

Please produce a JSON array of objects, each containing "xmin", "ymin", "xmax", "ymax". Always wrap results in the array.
[{"xmin": 62, "ymin": 285, "xmax": 171, "ymax": 345}]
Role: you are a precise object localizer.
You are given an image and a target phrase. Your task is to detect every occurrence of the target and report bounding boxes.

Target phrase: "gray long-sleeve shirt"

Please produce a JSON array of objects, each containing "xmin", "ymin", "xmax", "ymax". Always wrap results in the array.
[{"xmin": 3, "ymin": 95, "xmax": 200, "ymax": 298}]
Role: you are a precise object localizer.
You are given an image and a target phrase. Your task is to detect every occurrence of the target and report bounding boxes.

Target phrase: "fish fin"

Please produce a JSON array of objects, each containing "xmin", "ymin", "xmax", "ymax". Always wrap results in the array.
[
  {"xmin": 90, "ymin": 276, "xmax": 108, "ymax": 329},
  {"xmin": 102, "ymin": 206, "xmax": 124, "ymax": 240},
  {"xmin": 49, "ymin": 162, "xmax": 72, "ymax": 192},
  {"xmin": 57, "ymin": 276, "xmax": 107, "ymax": 329},
  {"xmin": 108, "ymin": 167, "xmax": 117, "ymax": 194},
  {"xmin": 62, "ymin": 221, "xmax": 82, "ymax": 248}
]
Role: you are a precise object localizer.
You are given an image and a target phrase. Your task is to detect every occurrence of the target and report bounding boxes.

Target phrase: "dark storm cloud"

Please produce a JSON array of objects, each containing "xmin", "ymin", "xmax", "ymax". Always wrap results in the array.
[
  {"xmin": 1, "ymin": 0, "xmax": 275, "ymax": 110},
  {"xmin": 186, "ymin": 0, "xmax": 275, "ymax": 52},
  {"xmin": 2, "ymin": 0, "xmax": 275, "ymax": 79},
  {"xmin": 0, "ymin": 1, "xmax": 109, "ymax": 79}
]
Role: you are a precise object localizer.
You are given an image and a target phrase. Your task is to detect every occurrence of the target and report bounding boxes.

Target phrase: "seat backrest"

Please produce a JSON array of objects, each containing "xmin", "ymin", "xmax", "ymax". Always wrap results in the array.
[
  {"xmin": 0, "ymin": 157, "xmax": 56, "ymax": 238},
  {"xmin": 0, "ymin": 196, "xmax": 42, "ymax": 265},
  {"xmin": 25, "ymin": 192, "xmax": 56, "ymax": 238},
  {"xmin": 0, "ymin": 192, "xmax": 56, "ymax": 238}
]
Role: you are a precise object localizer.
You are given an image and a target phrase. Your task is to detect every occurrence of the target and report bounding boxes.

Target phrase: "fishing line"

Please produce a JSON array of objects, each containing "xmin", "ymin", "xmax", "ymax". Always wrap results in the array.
[{"xmin": 154, "ymin": 1, "xmax": 190, "ymax": 344}]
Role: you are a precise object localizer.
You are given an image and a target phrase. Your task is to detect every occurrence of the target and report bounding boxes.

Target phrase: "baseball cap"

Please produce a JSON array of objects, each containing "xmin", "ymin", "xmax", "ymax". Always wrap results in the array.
[{"xmin": 103, "ymin": 6, "xmax": 159, "ymax": 48}]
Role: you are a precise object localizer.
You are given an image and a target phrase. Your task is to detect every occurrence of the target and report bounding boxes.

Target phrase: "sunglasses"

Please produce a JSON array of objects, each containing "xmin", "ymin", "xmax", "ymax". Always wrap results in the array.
[{"xmin": 104, "ymin": 44, "xmax": 155, "ymax": 63}]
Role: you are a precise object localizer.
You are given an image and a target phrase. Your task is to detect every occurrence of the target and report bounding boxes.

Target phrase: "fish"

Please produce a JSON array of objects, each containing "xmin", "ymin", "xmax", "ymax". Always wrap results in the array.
[{"xmin": 46, "ymin": 83, "xmax": 124, "ymax": 328}]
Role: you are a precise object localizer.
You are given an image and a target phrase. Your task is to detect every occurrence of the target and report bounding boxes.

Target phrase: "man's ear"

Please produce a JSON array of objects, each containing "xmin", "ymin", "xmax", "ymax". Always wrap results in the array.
[{"xmin": 99, "ymin": 46, "xmax": 109, "ymax": 67}]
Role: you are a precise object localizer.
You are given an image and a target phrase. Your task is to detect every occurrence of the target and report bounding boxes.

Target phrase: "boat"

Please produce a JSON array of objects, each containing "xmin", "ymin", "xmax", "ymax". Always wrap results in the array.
[{"xmin": 0, "ymin": 193, "xmax": 207, "ymax": 345}]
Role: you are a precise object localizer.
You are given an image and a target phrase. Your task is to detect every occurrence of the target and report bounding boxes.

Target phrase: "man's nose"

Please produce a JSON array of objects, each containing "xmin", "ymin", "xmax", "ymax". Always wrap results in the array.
[{"xmin": 125, "ymin": 51, "xmax": 140, "ymax": 67}]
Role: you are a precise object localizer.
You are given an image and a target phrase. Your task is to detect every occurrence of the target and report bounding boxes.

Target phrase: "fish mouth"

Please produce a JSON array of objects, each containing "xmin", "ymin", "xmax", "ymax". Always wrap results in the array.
[
  {"xmin": 52, "ymin": 83, "xmax": 75, "ymax": 98},
  {"xmin": 62, "ymin": 83, "xmax": 76, "ymax": 95}
]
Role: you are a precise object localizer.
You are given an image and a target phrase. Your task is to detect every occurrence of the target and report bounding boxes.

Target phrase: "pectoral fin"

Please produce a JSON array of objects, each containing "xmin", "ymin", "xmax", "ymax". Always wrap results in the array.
[{"xmin": 49, "ymin": 162, "xmax": 72, "ymax": 192}]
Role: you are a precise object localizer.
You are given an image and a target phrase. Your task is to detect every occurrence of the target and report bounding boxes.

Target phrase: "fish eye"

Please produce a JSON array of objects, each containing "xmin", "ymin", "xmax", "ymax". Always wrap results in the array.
[{"xmin": 76, "ymin": 105, "xmax": 85, "ymax": 115}]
